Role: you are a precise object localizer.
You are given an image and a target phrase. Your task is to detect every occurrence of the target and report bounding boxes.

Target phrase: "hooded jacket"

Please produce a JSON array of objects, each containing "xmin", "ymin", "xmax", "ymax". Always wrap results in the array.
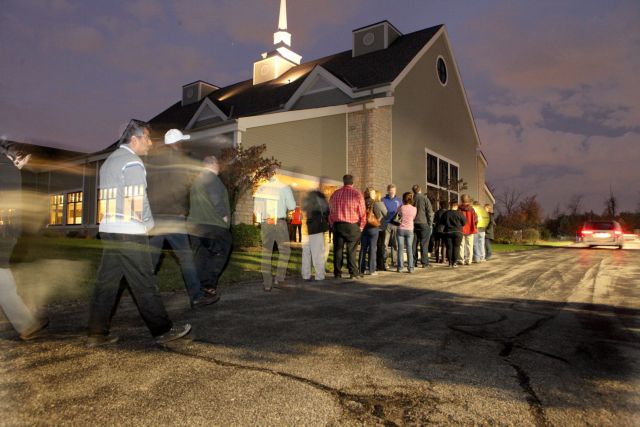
[{"xmin": 458, "ymin": 203, "xmax": 478, "ymax": 235}]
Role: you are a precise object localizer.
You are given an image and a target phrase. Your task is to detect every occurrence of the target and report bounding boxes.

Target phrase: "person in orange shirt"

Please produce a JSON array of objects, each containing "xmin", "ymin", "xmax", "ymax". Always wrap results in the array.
[{"xmin": 291, "ymin": 206, "xmax": 303, "ymax": 242}]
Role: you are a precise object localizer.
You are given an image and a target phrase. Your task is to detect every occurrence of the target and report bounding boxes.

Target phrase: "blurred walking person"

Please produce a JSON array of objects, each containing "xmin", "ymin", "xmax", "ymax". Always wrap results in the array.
[
  {"xmin": 254, "ymin": 170, "xmax": 296, "ymax": 291},
  {"xmin": 188, "ymin": 156, "xmax": 232, "ymax": 301},
  {"xmin": 0, "ymin": 141, "xmax": 48, "ymax": 340},
  {"xmin": 87, "ymin": 121, "xmax": 191, "ymax": 347},
  {"xmin": 301, "ymin": 183, "xmax": 330, "ymax": 281}
]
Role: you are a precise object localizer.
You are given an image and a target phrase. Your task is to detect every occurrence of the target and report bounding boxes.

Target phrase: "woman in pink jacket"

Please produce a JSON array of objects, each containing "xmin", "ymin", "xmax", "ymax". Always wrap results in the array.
[{"xmin": 396, "ymin": 192, "xmax": 417, "ymax": 273}]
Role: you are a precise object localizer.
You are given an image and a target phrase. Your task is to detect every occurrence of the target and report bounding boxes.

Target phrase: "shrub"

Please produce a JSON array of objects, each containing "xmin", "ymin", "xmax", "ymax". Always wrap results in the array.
[
  {"xmin": 494, "ymin": 226, "xmax": 518, "ymax": 244},
  {"xmin": 231, "ymin": 223, "xmax": 261, "ymax": 249},
  {"xmin": 522, "ymin": 228, "xmax": 540, "ymax": 244},
  {"xmin": 539, "ymin": 227, "xmax": 552, "ymax": 241}
]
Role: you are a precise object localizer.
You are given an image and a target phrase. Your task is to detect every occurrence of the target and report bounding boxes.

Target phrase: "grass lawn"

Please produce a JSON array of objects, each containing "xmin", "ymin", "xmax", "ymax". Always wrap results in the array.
[{"xmin": 9, "ymin": 236, "xmax": 566, "ymax": 304}]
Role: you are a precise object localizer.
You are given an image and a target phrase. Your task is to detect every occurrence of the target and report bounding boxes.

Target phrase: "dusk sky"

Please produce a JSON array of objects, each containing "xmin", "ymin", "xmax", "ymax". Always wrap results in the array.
[{"xmin": 1, "ymin": 0, "xmax": 639, "ymax": 214}]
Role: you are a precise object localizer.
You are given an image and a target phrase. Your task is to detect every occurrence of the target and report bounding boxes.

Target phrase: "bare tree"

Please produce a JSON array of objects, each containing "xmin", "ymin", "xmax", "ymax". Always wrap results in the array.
[
  {"xmin": 603, "ymin": 186, "xmax": 618, "ymax": 218},
  {"xmin": 496, "ymin": 187, "xmax": 523, "ymax": 217},
  {"xmin": 567, "ymin": 194, "xmax": 583, "ymax": 216}
]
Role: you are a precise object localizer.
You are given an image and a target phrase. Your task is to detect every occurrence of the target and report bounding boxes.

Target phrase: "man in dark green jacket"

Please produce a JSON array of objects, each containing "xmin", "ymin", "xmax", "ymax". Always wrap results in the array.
[{"xmin": 188, "ymin": 156, "xmax": 232, "ymax": 298}]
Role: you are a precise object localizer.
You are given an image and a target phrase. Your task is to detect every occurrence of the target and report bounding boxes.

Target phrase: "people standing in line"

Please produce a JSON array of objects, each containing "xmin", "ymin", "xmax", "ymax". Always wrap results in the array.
[
  {"xmin": 87, "ymin": 121, "xmax": 191, "ymax": 347},
  {"xmin": 441, "ymin": 201, "xmax": 466, "ymax": 268},
  {"xmin": 377, "ymin": 184, "xmax": 402, "ymax": 271},
  {"xmin": 254, "ymin": 170, "xmax": 296, "ymax": 291},
  {"xmin": 188, "ymin": 156, "xmax": 232, "ymax": 300},
  {"xmin": 433, "ymin": 200, "xmax": 448, "ymax": 263},
  {"xmin": 396, "ymin": 192, "xmax": 417, "ymax": 273},
  {"xmin": 0, "ymin": 142, "xmax": 49, "ymax": 341},
  {"xmin": 290, "ymin": 206, "xmax": 303, "ymax": 242},
  {"xmin": 472, "ymin": 200, "xmax": 490, "ymax": 263},
  {"xmin": 458, "ymin": 194, "xmax": 478, "ymax": 265},
  {"xmin": 411, "ymin": 185, "xmax": 434, "ymax": 268},
  {"xmin": 146, "ymin": 129, "xmax": 217, "ymax": 307},
  {"xmin": 328, "ymin": 174, "xmax": 366, "ymax": 279},
  {"xmin": 301, "ymin": 184, "xmax": 330, "ymax": 281},
  {"xmin": 484, "ymin": 204, "xmax": 495, "ymax": 261},
  {"xmin": 359, "ymin": 188, "xmax": 387, "ymax": 276}
]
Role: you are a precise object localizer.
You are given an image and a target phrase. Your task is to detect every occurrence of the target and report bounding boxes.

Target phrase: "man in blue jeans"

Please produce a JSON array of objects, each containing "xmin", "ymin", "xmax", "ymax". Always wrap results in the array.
[{"xmin": 146, "ymin": 129, "xmax": 218, "ymax": 307}]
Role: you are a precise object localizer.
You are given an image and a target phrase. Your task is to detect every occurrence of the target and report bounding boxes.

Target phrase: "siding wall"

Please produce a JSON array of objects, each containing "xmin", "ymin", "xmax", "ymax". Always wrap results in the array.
[{"xmin": 392, "ymin": 34, "xmax": 481, "ymax": 200}]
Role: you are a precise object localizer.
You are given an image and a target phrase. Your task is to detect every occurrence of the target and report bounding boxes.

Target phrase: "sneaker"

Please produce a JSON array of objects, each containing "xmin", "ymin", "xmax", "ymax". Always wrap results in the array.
[
  {"xmin": 87, "ymin": 334, "xmax": 119, "ymax": 348},
  {"xmin": 20, "ymin": 318, "xmax": 49, "ymax": 341},
  {"xmin": 369, "ymin": 272, "xmax": 379, "ymax": 276},
  {"xmin": 193, "ymin": 291, "xmax": 220, "ymax": 307},
  {"xmin": 155, "ymin": 323, "xmax": 191, "ymax": 345}
]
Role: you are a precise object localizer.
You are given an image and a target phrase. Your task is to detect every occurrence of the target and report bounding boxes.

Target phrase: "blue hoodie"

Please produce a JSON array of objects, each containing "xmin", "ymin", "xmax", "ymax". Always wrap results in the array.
[{"xmin": 381, "ymin": 195, "xmax": 402, "ymax": 225}]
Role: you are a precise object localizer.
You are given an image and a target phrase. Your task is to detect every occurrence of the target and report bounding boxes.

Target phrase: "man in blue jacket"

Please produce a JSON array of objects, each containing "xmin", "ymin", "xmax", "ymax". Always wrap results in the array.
[{"xmin": 377, "ymin": 184, "xmax": 402, "ymax": 270}]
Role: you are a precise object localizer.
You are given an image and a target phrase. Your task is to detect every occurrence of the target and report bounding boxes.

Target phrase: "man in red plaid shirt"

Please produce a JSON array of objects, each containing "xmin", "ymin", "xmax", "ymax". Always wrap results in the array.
[{"xmin": 329, "ymin": 174, "xmax": 366, "ymax": 279}]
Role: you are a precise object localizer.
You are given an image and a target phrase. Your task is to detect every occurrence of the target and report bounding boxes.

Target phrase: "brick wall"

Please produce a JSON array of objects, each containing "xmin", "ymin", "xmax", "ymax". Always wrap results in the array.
[{"xmin": 347, "ymin": 106, "xmax": 393, "ymax": 193}]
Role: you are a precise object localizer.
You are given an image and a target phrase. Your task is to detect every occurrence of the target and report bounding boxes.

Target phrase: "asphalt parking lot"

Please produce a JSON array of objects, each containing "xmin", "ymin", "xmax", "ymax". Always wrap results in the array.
[{"xmin": 1, "ymin": 247, "xmax": 639, "ymax": 426}]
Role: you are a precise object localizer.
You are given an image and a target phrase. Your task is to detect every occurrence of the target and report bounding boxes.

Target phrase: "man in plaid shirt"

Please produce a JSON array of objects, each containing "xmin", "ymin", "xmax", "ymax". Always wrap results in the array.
[{"xmin": 329, "ymin": 174, "xmax": 366, "ymax": 279}]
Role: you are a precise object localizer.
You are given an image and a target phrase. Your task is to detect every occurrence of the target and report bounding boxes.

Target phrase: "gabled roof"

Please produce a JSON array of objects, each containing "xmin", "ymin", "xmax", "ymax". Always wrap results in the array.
[{"xmin": 147, "ymin": 24, "xmax": 443, "ymax": 133}]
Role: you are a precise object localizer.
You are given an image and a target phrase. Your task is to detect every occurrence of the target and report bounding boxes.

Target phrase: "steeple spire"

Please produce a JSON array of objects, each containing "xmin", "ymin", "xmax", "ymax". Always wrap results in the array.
[{"xmin": 278, "ymin": 0, "xmax": 287, "ymax": 30}]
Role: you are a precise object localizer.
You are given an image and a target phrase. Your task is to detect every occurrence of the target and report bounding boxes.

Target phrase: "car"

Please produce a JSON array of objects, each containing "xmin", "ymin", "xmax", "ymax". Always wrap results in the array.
[{"xmin": 580, "ymin": 220, "xmax": 625, "ymax": 249}]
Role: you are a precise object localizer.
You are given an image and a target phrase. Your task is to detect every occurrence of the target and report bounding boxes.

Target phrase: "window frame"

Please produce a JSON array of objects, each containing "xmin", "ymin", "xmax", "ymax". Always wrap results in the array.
[
  {"xmin": 65, "ymin": 190, "xmax": 83, "ymax": 225},
  {"xmin": 424, "ymin": 148, "xmax": 460, "ymax": 205}
]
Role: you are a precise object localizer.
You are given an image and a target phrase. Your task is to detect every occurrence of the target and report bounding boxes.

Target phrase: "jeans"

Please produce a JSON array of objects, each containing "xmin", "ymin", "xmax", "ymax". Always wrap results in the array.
[
  {"xmin": 396, "ymin": 228, "xmax": 414, "ymax": 271},
  {"xmin": 485, "ymin": 238, "xmax": 493, "ymax": 260},
  {"xmin": 412, "ymin": 223, "xmax": 432, "ymax": 266},
  {"xmin": 377, "ymin": 223, "xmax": 398, "ymax": 267},
  {"xmin": 359, "ymin": 227, "xmax": 380, "ymax": 273},
  {"xmin": 445, "ymin": 232, "xmax": 463, "ymax": 266},
  {"xmin": 333, "ymin": 222, "xmax": 361, "ymax": 277},
  {"xmin": 261, "ymin": 219, "xmax": 291, "ymax": 287},
  {"xmin": 88, "ymin": 233, "xmax": 172, "ymax": 337},
  {"xmin": 302, "ymin": 232, "xmax": 326, "ymax": 280},
  {"xmin": 191, "ymin": 226, "xmax": 233, "ymax": 291},
  {"xmin": 473, "ymin": 231, "xmax": 486, "ymax": 262},
  {"xmin": 150, "ymin": 231, "xmax": 202, "ymax": 301}
]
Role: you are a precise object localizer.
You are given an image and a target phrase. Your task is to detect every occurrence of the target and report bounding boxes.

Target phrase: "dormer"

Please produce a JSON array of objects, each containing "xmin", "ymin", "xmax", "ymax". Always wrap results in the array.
[
  {"xmin": 352, "ymin": 20, "xmax": 402, "ymax": 57},
  {"xmin": 182, "ymin": 80, "xmax": 219, "ymax": 106}
]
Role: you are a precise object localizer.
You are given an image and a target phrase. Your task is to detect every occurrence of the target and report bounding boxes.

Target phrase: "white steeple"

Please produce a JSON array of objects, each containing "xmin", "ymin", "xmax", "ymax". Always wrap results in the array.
[
  {"xmin": 253, "ymin": 0, "xmax": 302, "ymax": 85},
  {"xmin": 274, "ymin": 0, "xmax": 292, "ymax": 46}
]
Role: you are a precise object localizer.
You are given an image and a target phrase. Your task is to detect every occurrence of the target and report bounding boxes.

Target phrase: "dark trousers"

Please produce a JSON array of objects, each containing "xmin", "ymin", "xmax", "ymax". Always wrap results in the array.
[
  {"xmin": 444, "ymin": 232, "xmax": 463, "ymax": 267},
  {"xmin": 412, "ymin": 223, "xmax": 432, "ymax": 266},
  {"xmin": 485, "ymin": 238, "xmax": 493, "ymax": 260},
  {"xmin": 88, "ymin": 233, "xmax": 172, "ymax": 337},
  {"xmin": 150, "ymin": 232, "xmax": 202, "ymax": 301},
  {"xmin": 333, "ymin": 222, "xmax": 361, "ymax": 277},
  {"xmin": 433, "ymin": 232, "xmax": 446, "ymax": 262},
  {"xmin": 192, "ymin": 226, "xmax": 233, "ymax": 291},
  {"xmin": 291, "ymin": 223, "xmax": 302, "ymax": 242},
  {"xmin": 359, "ymin": 227, "xmax": 380, "ymax": 273}
]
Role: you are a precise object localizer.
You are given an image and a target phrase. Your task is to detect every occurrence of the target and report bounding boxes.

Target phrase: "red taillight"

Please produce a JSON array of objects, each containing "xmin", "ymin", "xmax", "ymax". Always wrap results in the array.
[{"xmin": 581, "ymin": 229, "xmax": 593, "ymax": 235}]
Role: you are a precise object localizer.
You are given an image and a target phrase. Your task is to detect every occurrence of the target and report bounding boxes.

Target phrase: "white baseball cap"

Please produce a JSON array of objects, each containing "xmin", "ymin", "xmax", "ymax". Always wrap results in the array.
[{"xmin": 164, "ymin": 129, "xmax": 191, "ymax": 145}]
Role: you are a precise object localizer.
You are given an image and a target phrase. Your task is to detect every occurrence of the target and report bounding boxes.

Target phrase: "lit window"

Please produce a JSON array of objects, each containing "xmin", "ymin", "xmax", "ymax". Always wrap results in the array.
[
  {"xmin": 97, "ymin": 187, "xmax": 116, "ymax": 224},
  {"xmin": 66, "ymin": 191, "xmax": 83, "ymax": 225},
  {"xmin": 124, "ymin": 185, "xmax": 144, "ymax": 221},
  {"xmin": 49, "ymin": 194, "xmax": 64, "ymax": 225}
]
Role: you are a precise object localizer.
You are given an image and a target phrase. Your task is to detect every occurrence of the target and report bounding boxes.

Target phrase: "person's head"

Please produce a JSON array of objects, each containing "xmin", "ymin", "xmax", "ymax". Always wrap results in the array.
[
  {"xmin": 402, "ymin": 192, "xmax": 413, "ymax": 205},
  {"xmin": 123, "ymin": 121, "xmax": 152, "ymax": 156},
  {"xmin": 485, "ymin": 204, "xmax": 493, "ymax": 213},
  {"xmin": 203, "ymin": 155, "xmax": 220, "ymax": 175},
  {"xmin": 387, "ymin": 184, "xmax": 396, "ymax": 198},
  {"xmin": 472, "ymin": 200, "xmax": 480, "ymax": 206},
  {"xmin": 412, "ymin": 184, "xmax": 421, "ymax": 194},
  {"xmin": 164, "ymin": 129, "xmax": 191, "ymax": 148},
  {"xmin": 450, "ymin": 201, "xmax": 459, "ymax": 210},
  {"xmin": 461, "ymin": 194, "xmax": 472, "ymax": 205},
  {"xmin": 1, "ymin": 141, "xmax": 31, "ymax": 170},
  {"xmin": 343, "ymin": 174, "xmax": 354, "ymax": 186},
  {"xmin": 363, "ymin": 187, "xmax": 377, "ymax": 201},
  {"xmin": 439, "ymin": 200, "xmax": 448, "ymax": 210}
]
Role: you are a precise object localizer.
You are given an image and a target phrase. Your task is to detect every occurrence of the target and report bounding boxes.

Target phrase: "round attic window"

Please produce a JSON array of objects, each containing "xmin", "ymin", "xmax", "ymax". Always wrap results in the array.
[
  {"xmin": 362, "ymin": 32, "xmax": 375, "ymax": 46},
  {"xmin": 436, "ymin": 56, "xmax": 448, "ymax": 86},
  {"xmin": 186, "ymin": 88, "xmax": 195, "ymax": 98},
  {"xmin": 260, "ymin": 64, "xmax": 270, "ymax": 76}
]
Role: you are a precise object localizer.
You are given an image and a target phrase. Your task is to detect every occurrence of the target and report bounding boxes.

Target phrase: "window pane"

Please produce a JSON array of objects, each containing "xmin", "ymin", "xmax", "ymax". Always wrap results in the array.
[
  {"xmin": 439, "ymin": 159, "xmax": 449, "ymax": 188},
  {"xmin": 427, "ymin": 154, "xmax": 438, "ymax": 185},
  {"xmin": 450, "ymin": 165, "xmax": 459, "ymax": 192}
]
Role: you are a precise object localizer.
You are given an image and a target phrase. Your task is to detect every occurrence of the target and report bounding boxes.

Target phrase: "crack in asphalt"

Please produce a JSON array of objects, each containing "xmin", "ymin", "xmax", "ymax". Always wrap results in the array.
[{"xmin": 160, "ymin": 340, "xmax": 438, "ymax": 425}]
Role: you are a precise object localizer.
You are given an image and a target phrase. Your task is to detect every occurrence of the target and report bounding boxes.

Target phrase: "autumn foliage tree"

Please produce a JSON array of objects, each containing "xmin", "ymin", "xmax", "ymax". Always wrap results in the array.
[{"xmin": 218, "ymin": 144, "xmax": 281, "ymax": 222}]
